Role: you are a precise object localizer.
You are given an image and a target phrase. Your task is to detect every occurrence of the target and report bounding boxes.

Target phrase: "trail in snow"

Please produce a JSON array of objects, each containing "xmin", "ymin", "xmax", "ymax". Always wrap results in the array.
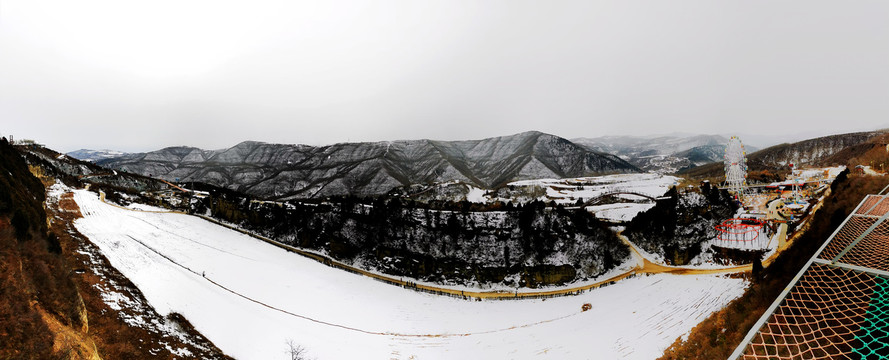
[
  {"xmin": 127, "ymin": 216, "xmax": 256, "ymax": 261},
  {"xmin": 122, "ymin": 232, "xmax": 582, "ymax": 339},
  {"xmin": 73, "ymin": 190, "xmax": 747, "ymax": 360}
]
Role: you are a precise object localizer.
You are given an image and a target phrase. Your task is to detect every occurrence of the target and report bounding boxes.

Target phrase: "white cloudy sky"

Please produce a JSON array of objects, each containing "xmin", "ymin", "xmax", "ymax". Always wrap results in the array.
[{"xmin": 2, "ymin": 0, "xmax": 888, "ymax": 152}]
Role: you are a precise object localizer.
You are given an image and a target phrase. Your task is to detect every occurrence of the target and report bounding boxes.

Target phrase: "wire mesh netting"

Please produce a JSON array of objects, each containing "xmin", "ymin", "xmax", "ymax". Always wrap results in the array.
[
  {"xmin": 867, "ymin": 196, "xmax": 889, "ymax": 217},
  {"xmin": 836, "ymin": 219, "xmax": 889, "ymax": 271},
  {"xmin": 819, "ymin": 216, "xmax": 878, "ymax": 261},
  {"xmin": 855, "ymin": 195, "xmax": 884, "ymax": 215},
  {"xmin": 738, "ymin": 192, "xmax": 889, "ymax": 359},
  {"xmin": 853, "ymin": 276, "xmax": 889, "ymax": 359},
  {"xmin": 742, "ymin": 263, "xmax": 876, "ymax": 359},
  {"xmin": 856, "ymin": 195, "xmax": 889, "ymax": 217}
]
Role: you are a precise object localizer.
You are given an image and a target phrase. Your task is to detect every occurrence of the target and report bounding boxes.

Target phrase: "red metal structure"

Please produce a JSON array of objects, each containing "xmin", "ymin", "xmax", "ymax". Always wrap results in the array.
[{"xmin": 715, "ymin": 218, "xmax": 767, "ymax": 249}]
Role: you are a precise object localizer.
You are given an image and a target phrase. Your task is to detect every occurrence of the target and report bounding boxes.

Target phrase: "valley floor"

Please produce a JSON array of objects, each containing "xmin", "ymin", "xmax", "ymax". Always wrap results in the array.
[{"xmin": 72, "ymin": 189, "xmax": 746, "ymax": 360}]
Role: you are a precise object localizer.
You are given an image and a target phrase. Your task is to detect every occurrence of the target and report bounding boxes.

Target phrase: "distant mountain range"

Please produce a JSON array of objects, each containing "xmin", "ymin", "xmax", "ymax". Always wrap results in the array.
[
  {"xmin": 87, "ymin": 131, "xmax": 638, "ymax": 200},
  {"xmin": 572, "ymin": 134, "xmax": 758, "ymax": 173},
  {"xmin": 66, "ymin": 149, "xmax": 129, "ymax": 162},
  {"xmin": 70, "ymin": 130, "xmax": 882, "ymax": 199}
]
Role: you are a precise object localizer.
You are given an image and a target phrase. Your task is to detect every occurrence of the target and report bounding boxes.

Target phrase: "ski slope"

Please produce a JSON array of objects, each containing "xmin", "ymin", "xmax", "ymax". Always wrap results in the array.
[{"xmin": 73, "ymin": 190, "xmax": 746, "ymax": 360}]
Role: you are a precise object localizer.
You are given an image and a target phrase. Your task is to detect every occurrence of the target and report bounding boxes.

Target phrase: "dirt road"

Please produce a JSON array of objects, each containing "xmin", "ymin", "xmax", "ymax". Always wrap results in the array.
[{"xmin": 93, "ymin": 187, "xmax": 818, "ymax": 300}]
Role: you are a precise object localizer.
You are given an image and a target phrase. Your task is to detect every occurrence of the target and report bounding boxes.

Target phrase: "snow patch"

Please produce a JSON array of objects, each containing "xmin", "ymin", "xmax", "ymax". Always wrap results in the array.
[
  {"xmin": 465, "ymin": 185, "xmax": 487, "ymax": 203},
  {"xmin": 587, "ymin": 203, "xmax": 656, "ymax": 222}
]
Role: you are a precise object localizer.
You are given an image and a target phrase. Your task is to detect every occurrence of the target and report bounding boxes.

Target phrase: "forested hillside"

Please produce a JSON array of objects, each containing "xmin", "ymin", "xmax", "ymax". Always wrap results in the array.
[
  {"xmin": 0, "ymin": 138, "xmax": 69, "ymax": 358},
  {"xmin": 681, "ymin": 131, "xmax": 881, "ymax": 181},
  {"xmin": 624, "ymin": 184, "xmax": 739, "ymax": 265},
  {"xmin": 95, "ymin": 183, "xmax": 634, "ymax": 288}
]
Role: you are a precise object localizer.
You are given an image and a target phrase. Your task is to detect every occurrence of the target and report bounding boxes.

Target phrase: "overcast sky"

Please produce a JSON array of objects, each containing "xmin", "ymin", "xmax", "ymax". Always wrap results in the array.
[{"xmin": 2, "ymin": 0, "xmax": 888, "ymax": 152}]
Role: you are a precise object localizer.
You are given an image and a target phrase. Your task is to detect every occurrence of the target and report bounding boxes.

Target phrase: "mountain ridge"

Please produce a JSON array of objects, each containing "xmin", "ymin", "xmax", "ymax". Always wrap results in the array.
[
  {"xmin": 66, "ymin": 149, "xmax": 129, "ymax": 162},
  {"xmin": 91, "ymin": 131, "xmax": 639, "ymax": 199},
  {"xmin": 571, "ymin": 134, "xmax": 758, "ymax": 173},
  {"xmin": 680, "ymin": 130, "xmax": 884, "ymax": 179}
]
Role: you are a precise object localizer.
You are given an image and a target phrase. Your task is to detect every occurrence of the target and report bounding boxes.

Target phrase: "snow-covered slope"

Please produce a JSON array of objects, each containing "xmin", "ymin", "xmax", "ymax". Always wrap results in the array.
[
  {"xmin": 67, "ymin": 149, "xmax": 129, "ymax": 162},
  {"xmin": 73, "ymin": 190, "xmax": 746, "ymax": 360},
  {"xmin": 95, "ymin": 132, "xmax": 639, "ymax": 199},
  {"xmin": 507, "ymin": 173, "xmax": 679, "ymax": 203},
  {"xmin": 572, "ymin": 134, "xmax": 727, "ymax": 157}
]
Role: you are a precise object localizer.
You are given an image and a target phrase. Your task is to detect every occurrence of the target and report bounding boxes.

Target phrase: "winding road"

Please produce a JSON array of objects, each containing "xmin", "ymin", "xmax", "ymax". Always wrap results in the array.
[
  {"xmin": 57, "ymin": 186, "xmax": 776, "ymax": 359},
  {"xmin": 89, "ymin": 187, "xmax": 817, "ymax": 300}
]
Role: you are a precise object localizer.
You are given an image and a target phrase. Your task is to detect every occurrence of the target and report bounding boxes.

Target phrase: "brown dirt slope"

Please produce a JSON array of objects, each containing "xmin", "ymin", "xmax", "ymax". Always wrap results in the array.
[
  {"xmin": 1, "ymin": 138, "xmax": 231, "ymax": 359},
  {"xmin": 50, "ymin": 190, "xmax": 232, "ymax": 359}
]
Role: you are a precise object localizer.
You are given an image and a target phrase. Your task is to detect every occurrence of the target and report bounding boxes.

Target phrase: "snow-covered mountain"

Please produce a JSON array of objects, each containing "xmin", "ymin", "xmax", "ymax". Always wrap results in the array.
[
  {"xmin": 572, "ymin": 134, "xmax": 757, "ymax": 173},
  {"xmin": 67, "ymin": 149, "xmax": 129, "ymax": 162},
  {"xmin": 96, "ymin": 131, "xmax": 639, "ymax": 200},
  {"xmin": 572, "ymin": 134, "xmax": 726, "ymax": 155},
  {"xmin": 750, "ymin": 131, "xmax": 881, "ymax": 168},
  {"xmin": 680, "ymin": 130, "xmax": 884, "ymax": 179}
]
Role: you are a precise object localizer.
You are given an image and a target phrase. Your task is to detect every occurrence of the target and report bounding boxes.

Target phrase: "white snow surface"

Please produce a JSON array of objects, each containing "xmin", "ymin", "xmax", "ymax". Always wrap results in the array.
[
  {"xmin": 73, "ymin": 190, "xmax": 746, "ymax": 360},
  {"xmin": 586, "ymin": 203, "xmax": 656, "ymax": 222},
  {"xmin": 124, "ymin": 202, "xmax": 169, "ymax": 212},
  {"xmin": 47, "ymin": 181, "xmax": 70, "ymax": 199},
  {"xmin": 508, "ymin": 173, "xmax": 679, "ymax": 205},
  {"xmin": 464, "ymin": 184, "xmax": 488, "ymax": 203},
  {"xmin": 825, "ymin": 166, "xmax": 847, "ymax": 177}
]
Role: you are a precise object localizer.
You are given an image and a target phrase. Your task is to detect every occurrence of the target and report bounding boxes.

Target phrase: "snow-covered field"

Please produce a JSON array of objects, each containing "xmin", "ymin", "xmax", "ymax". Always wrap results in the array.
[
  {"xmin": 586, "ymin": 203, "xmax": 657, "ymax": 222},
  {"xmin": 73, "ymin": 190, "xmax": 746, "ymax": 360},
  {"xmin": 505, "ymin": 173, "xmax": 679, "ymax": 222},
  {"xmin": 509, "ymin": 173, "xmax": 679, "ymax": 204}
]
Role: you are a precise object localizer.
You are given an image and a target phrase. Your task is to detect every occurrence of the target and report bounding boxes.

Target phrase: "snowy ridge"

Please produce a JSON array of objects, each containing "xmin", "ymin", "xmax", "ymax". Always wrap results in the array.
[
  {"xmin": 571, "ymin": 134, "xmax": 747, "ymax": 173},
  {"xmin": 67, "ymin": 149, "xmax": 129, "ymax": 162},
  {"xmin": 95, "ymin": 131, "xmax": 639, "ymax": 199}
]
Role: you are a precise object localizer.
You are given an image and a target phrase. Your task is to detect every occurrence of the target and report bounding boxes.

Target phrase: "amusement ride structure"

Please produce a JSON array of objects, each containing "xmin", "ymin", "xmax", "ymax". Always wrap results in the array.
[
  {"xmin": 715, "ymin": 136, "xmax": 767, "ymax": 249},
  {"xmin": 714, "ymin": 217, "xmax": 768, "ymax": 249},
  {"xmin": 723, "ymin": 136, "xmax": 748, "ymax": 199}
]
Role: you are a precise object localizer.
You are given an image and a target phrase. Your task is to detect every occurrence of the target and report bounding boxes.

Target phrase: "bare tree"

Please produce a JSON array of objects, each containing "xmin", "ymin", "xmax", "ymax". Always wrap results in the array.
[{"xmin": 285, "ymin": 339, "xmax": 310, "ymax": 360}]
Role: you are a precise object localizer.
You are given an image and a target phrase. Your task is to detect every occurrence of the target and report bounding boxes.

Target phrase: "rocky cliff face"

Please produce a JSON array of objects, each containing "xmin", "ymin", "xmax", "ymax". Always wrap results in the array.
[
  {"xmin": 96, "ymin": 131, "xmax": 638, "ymax": 200},
  {"xmin": 184, "ymin": 188, "xmax": 631, "ymax": 288},
  {"xmin": 624, "ymin": 185, "xmax": 738, "ymax": 265}
]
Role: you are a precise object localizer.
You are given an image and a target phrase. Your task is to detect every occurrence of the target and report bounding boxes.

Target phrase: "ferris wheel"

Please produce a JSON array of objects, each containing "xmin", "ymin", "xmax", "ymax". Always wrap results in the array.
[{"xmin": 724, "ymin": 136, "xmax": 748, "ymax": 197}]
